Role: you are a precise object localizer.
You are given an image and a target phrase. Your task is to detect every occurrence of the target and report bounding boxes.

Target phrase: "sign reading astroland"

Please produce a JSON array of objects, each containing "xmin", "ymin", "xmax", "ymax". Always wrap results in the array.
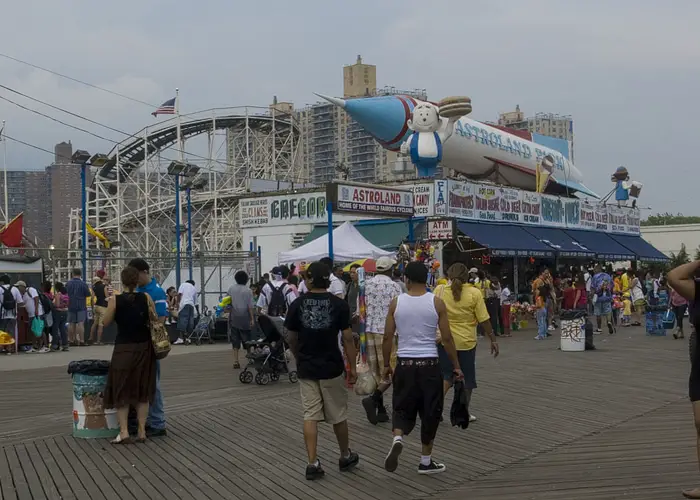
[{"xmin": 326, "ymin": 182, "xmax": 414, "ymax": 217}]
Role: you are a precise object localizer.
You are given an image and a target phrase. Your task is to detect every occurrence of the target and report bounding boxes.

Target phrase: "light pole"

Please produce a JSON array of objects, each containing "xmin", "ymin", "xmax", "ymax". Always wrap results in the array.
[
  {"xmin": 71, "ymin": 150, "xmax": 91, "ymax": 279},
  {"xmin": 181, "ymin": 176, "xmax": 207, "ymax": 282},
  {"xmin": 167, "ymin": 161, "xmax": 200, "ymax": 288}
]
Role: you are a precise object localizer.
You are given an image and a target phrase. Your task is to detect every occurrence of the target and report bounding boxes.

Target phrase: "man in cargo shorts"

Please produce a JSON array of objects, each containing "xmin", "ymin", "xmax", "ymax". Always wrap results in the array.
[
  {"xmin": 284, "ymin": 261, "xmax": 359, "ymax": 480},
  {"xmin": 361, "ymin": 257, "xmax": 402, "ymax": 425}
]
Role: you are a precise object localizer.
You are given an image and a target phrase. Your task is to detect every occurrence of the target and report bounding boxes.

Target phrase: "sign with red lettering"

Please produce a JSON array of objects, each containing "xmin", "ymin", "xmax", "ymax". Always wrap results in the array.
[
  {"xmin": 327, "ymin": 182, "xmax": 414, "ymax": 217},
  {"xmin": 425, "ymin": 218, "xmax": 455, "ymax": 241}
]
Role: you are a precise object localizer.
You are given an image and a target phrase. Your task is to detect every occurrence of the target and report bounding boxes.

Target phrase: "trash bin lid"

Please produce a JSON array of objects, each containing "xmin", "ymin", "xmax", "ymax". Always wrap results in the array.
[{"xmin": 67, "ymin": 359, "xmax": 111, "ymax": 376}]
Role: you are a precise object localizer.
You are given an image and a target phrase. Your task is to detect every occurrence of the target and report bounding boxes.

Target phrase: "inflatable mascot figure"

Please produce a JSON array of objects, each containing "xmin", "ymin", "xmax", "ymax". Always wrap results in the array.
[
  {"xmin": 400, "ymin": 96, "xmax": 472, "ymax": 177},
  {"xmin": 611, "ymin": 166, "xmax": 642, "ymax": 208}
]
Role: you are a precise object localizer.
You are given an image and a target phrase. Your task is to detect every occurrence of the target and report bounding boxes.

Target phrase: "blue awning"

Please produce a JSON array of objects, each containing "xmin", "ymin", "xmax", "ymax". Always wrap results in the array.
[
  {"xmin": 523, "ymin": 226, "xmax": 595, "ymax": 258},
  {"xmin": 608, "ymin": 234, "xmax": 669, "ymax": 262},
  {"xmin": 457, "ymin": 221, "xmax": 555, "ymax": 258},
  {"xmin": 563, "ymin": 229, "xmax": 635, "ymax": 261}
]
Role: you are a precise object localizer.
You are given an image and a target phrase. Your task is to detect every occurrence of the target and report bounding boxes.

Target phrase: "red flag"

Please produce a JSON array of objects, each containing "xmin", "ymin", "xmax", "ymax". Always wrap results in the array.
[{"xmin": 0, "ymin": 213, "xmax": 24, "ymax": 248}]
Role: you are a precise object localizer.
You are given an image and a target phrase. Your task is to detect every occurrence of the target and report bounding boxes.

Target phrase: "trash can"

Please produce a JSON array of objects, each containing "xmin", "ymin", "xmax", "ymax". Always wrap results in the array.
[
  {"xmin": 646, "ymin": 305, "xmax": 666, "ymax": 336},
  {"xmin": 559, "ymin": 309, "xmax": 587, "ymax": 352},
  {"xmin": 67, "ymin": 360, "xmax": 119, "ymax": 439}
]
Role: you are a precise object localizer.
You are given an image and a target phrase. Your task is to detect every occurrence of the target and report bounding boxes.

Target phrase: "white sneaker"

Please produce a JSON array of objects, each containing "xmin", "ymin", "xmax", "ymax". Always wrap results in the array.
[
  {"xmin": 38, "ymin": 347, "xmax": 50, "ymax": 353},
  {"xmin": 173, "ymin": 338, "xmax": 184, "ymax": 345},
  {"xmin": 469, "ymin": 414, "xmax": 477, "ymax": 422},
  {"xmin": 384, "ymin": 438, "xmax": 403, "ymax": 472},
  {"xmin": 548, "ymin": 325, "xmax": 556, "ymax": 331}
]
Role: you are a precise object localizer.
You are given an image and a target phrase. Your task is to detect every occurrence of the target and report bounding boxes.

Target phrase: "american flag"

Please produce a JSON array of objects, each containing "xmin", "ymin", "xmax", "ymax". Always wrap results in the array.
[{"xmin": 152, "ymin": 97, "xmax": 176, "ymax": 117}]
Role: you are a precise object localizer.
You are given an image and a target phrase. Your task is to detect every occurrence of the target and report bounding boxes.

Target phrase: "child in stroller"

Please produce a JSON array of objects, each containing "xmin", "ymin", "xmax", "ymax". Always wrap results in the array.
[{"xmin": 239, "ymin": 315, "xmax": 298, "ymax": 385}]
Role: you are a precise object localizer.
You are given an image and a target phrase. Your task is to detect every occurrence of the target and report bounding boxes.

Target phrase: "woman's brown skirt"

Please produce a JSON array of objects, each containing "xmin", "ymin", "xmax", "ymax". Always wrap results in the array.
[{"xmin": 103, "ymin": 341, "xmax": 157, "ymax": 409}]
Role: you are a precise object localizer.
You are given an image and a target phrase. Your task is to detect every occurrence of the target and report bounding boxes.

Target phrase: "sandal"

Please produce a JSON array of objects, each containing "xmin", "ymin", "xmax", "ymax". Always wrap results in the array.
[
  {"xmin": 233, "ymin": 362, "xmax": 241, "ymax": 369},
  {"xmin": 136, "ymin": 436, "xmax": 147, "ymax": 443},
  {"xmin": 110, "ymin": 435, "xmax": 133, "ymax": 445}
]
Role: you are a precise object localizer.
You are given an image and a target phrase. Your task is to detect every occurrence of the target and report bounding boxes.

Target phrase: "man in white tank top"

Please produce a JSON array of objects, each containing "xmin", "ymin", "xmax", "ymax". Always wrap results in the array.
[{"xmin": 381, "ymin": 262, "xmax": 463, "ymax": 475}]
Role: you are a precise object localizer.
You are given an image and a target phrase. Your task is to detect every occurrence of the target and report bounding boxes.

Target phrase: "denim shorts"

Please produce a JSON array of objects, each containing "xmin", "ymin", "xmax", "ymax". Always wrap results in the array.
[
  {"xmin": 177, "ymin": 304, "xmax": 195, "ymax": 333},
  {"xmin": 437, "ymin": 345, "xmax": 477, "ymax": 389},
  {"xmin": 594, "ymin": 300, "xmax": 612, "ymax": 316},
  {"xmin": 67, "ymin": 310, "xmax": 86, "ymax": 324}
]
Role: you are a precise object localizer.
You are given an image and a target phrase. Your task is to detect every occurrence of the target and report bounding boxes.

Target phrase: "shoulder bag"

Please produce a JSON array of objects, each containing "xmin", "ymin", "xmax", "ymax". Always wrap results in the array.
[{"xmin": 146, "ymin": 293, "xmax": 171, "ymax": 360}]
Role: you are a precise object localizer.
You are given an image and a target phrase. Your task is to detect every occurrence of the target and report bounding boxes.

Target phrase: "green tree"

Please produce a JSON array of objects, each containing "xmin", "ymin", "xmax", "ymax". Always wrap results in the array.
[
  {"xmin": 641, "ymin": 212, "xmax": 700, "ymax": 226},
  {"xmin": 669, "ymin": 243, "xmax": 691, "ymax": 268},
  {"xmin": 695, "ymin": 246, "xmax": 700, "ymax": 262}
]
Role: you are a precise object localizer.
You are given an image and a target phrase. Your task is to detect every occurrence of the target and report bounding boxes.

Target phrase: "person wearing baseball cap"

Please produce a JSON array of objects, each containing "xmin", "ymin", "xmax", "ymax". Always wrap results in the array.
[{"xmin": 361, "ymin": 255, "xmax": 402, "ymax": 425}]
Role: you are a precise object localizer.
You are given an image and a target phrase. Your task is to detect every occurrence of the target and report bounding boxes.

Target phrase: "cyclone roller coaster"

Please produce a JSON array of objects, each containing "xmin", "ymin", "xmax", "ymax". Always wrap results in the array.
[{"xmin": 66, "ymin": 105, "xmax": 306, "ymax": 267}]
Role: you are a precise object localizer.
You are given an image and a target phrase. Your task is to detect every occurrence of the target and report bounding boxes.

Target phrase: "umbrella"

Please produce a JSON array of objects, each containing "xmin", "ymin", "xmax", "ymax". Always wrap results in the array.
[{"xmin": 343, "ymin": 258, "xmax": 377, "ymax": 273}]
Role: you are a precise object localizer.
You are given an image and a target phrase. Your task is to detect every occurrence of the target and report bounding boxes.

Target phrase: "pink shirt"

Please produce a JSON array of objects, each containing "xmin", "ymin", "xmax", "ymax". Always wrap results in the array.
[{"xmin": 670, "ymin": 288, "xmax": 688, "ymax": 307}]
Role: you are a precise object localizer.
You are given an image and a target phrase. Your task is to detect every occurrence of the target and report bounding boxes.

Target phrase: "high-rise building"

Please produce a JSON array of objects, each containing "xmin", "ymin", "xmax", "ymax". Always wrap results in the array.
[
  {"xmin": 46, "ymin": 141, "xmax": 82, "ymax": 247},
  {"xmin": 343, "ymin": 55, "xmax": 377, "ymax": 98},
  {"xmin": 0, "ymin": 141, "xmax": 84, "ymax": 247},
  {"xmin": 301, "ymin": 55, "xmax": 427, "ymax": 184},
  {"xmin": 0, "ymin": 170, "xmax": 48, "ymax": 242},
  {"xmin": 497, "ymin": 105, "xmax": 575, "ymax": 160}
]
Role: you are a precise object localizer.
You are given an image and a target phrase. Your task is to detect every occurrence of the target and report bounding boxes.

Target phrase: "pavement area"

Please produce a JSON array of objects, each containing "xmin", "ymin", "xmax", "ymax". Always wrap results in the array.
[{"xmin": 0, "ymin": 327, "xmax": 699, "ymax": 499}]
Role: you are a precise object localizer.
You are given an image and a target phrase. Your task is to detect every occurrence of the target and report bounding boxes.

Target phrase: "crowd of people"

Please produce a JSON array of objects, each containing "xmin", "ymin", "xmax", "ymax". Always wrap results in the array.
[{"xmin": 225, "ymin": 257, "xmax": 500, "ymax": 480}]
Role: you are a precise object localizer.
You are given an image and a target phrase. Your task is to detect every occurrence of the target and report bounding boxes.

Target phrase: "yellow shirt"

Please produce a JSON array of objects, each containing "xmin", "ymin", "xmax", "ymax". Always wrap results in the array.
[
  {"xmin": 435, "ymin": 284, "xmax": 490, "ymax": 351},
  {"xmin": 475, "ymin": 279, "xmax": 491, "ymax": 299},
  {"xmin": 621, "ymin": 273, "xmax": 629, "ymax": 293}
]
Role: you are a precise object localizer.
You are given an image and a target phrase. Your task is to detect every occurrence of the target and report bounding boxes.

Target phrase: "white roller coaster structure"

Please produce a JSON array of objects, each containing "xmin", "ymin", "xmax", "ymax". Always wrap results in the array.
[{"xmin": 66, "ymin": 105, "xmax": 306, "ymax": 261}]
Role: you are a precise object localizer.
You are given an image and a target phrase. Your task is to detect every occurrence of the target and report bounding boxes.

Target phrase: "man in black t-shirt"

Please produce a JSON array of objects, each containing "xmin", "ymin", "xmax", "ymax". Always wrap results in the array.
[{"xmin": 284, "ymin": 261, "xmax": 359, "ymax": 481}]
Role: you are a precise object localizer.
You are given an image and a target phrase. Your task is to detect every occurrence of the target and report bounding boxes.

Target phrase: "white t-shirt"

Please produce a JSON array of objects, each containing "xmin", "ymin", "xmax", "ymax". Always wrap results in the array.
[
  {"xmin": 257, "ymin": 280, "xmax": 297, "ymax": 310},
  {"xmin": 298, "ymin": 275, "xmax": 345, "ymax": 297},
  {"xmin": 584, "ymin": 272, "xmax": 591, "ymax": 293},
  {"xmin": 24, "ymin": 287, "xmax": 43, "ymax": 318},
  {"xmin": 0, "ymin": 285, "xmax": 23, "ymax": 319},
  {"xmin": 500, "ymin": 287, "xmax": 512, "ymax": 304},
  {"xmin": 329, "ymin": 274, "xmax": 346, "ymax": 298},
  {"xmin": 178, "ymin": 282, "xmax": 198, "ymax": 311}
]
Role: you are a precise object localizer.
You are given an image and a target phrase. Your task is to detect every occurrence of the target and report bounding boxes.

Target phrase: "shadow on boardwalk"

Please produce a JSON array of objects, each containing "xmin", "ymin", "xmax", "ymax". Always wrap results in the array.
[{"xmin": 0, "ymin": 329, "xmax": 697, "ymax": 500}]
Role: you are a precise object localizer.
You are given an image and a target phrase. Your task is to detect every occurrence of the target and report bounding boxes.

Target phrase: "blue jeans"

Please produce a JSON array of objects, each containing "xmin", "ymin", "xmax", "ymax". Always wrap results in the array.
[
  {"xmin": 51, "ymin": 311, "xmax": 68, "ymax": 347},
  {"xmin": 536, "ymin": 308, "xmax": 548, "ymax": 338},
  {"xmin": 147, "ymin": 360, "xmax": 166, "ymax": 430}
]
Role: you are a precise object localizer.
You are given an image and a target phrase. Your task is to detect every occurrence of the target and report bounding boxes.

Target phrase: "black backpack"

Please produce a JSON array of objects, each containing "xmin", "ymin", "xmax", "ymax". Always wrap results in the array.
[
  {"xmin": 267, "ymin": 283, "xmax": 289, "ymax": 317},
  {"xmin": 38, "ymin": 291, "xmax": 53, "ymax": 314},
  {"xmin": 2, "ymin": 286, "xmax": 16, "ymax": 312}
]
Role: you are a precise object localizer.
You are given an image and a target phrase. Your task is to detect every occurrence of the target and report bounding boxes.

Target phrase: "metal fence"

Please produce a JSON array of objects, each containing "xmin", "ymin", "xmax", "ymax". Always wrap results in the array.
[{"xmin": 0, "ymin": 247, "xmax": 260, "ymax": 313}]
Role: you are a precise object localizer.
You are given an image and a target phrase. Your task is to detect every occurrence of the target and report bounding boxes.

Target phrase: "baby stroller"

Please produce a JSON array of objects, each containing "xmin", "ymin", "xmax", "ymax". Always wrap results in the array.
[
  {"xmin": 186, "ymin": 306, "xmax": 215, "ymax": 345},
  {"xmin": 239, "ymin": 315, "xmax": 298, "ymax": 386}
]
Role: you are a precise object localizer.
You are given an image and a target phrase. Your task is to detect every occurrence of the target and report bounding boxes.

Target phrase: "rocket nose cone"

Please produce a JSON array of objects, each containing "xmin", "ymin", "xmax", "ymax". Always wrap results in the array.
[{"xmin": 340, "ymin": 95, "xmax": 415, "ymax": 147}]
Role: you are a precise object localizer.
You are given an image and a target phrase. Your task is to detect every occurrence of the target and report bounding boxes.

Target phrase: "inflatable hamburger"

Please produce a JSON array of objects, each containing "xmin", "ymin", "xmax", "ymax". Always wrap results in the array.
[{"xmin": 438, "ymin": 96, "xmax": 472, "ymax": 119}]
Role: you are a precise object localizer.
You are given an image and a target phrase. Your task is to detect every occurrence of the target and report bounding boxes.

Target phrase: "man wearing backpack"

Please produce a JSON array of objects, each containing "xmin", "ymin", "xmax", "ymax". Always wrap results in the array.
[
  {"xmin": 0, "ymin": 274, "xmax": 23, "ymax": 354},
  {"xmin": 257, "ymin": 266, "xmax": 297, "ymax": 317}
]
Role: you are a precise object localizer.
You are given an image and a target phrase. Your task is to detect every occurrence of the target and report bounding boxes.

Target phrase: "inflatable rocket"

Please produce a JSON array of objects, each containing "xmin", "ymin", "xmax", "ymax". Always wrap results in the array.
[{"xmin": 317, "ymin": 94, "xmax": 597, "ymax": 198}]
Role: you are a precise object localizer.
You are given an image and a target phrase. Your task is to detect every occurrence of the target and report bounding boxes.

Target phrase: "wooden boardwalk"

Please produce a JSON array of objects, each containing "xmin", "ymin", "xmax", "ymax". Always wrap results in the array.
[{"xmin": 0, "ymin": 328, "xmax": 698, "ymax": 499}]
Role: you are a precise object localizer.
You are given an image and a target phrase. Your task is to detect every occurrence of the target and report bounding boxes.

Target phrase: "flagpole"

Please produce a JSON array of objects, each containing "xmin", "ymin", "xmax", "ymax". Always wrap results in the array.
[
  {"xmin": 2, "ymin": 120, "xmax": 8, "ymax": 227},
  {"xmin": 176, "ymin": 88, "xmax": 182, "ymax": 161}
]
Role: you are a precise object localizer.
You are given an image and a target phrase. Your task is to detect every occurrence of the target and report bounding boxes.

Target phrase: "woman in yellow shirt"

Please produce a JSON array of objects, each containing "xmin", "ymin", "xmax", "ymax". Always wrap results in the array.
[{"xmin": 435, "ymin": 263, "xmax": 499, "ymax": 421}]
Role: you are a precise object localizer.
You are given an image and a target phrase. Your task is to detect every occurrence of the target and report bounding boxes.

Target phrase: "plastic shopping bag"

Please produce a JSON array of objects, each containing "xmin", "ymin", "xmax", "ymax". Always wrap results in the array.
[{"xmin": 354, "ymin": 360, "xmax": 377, "ymax": 396}]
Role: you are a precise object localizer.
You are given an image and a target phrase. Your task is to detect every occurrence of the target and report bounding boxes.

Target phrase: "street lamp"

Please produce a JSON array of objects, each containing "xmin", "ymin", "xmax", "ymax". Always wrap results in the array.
[
  {"xmin": 167, "ymin": 161, "xmax": 200, "ymax": 287},
  {"xmin": 72, "ymin": 150, "xmax": 91, "ymax": 280},
  {"xmin": 181, "ymin": 175, "xmax": 207, "ymax": 281}
]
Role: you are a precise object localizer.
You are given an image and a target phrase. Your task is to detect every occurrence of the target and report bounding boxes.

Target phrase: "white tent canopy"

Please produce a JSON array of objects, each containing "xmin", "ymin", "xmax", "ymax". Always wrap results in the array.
[{"xmin": 278, "ymin": 222, "xmax": 395, "ymax": 264}]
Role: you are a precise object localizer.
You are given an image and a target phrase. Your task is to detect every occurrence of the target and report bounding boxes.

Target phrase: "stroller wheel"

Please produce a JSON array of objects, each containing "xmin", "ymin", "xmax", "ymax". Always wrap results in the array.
[
  {"xmin": 239, "ymin": 370, "xmax": 253, "ymax": 384},
  {"xmin": 254, "ymin": 372, "xmax": 262, "ymax": 385},
  {"xmin": 288, "ymin": 371, "xmax": 298, "ymax": 384},
  {"xmin": 258, "ymin": 373, "xmax": 270, "ymax": 386},
  {"xmin": 270, "ymin": 372, "xmax": 280, "ymax": 382}
]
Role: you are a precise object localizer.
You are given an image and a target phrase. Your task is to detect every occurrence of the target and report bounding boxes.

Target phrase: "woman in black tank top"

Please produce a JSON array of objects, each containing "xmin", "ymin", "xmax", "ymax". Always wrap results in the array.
[
  {"xmin": 667, "ymin": 262, "xmax": 700, "ymax": 498},
  {"xmin": 102, "ymin": 266, "xmax": 157, "ymax": 444}
]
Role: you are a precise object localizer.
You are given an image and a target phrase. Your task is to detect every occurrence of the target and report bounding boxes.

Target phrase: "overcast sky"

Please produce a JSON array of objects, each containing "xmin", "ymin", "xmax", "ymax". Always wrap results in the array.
[{"xmin": 0, "ymin": 0, "xmax": 697, "ymax": 216}]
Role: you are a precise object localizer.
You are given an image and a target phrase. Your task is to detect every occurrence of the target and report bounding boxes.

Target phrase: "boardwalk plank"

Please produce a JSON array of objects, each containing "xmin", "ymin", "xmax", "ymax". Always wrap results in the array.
[{"xmin": 0, "ymin": 447, "xmax": 18, "ymax": 500}]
